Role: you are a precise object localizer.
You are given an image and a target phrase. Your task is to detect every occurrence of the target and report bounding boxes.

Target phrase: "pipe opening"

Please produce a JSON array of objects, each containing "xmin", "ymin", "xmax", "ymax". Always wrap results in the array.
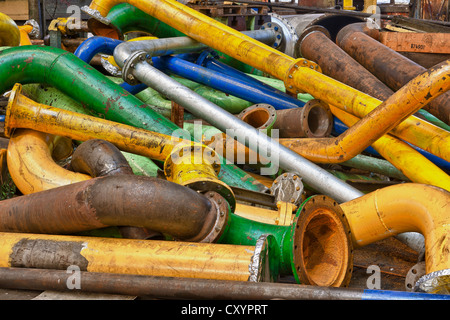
[
  {"xmin": 307, "ymin": 104, "xmax": 332, "ymax": 137},
  {"xmin": 293, "ymin": 195, "xmax": 353, "ymax": 287},
  {"xmin": 239, "ymin": 107, "xmax": 271, "ymax": 129}
]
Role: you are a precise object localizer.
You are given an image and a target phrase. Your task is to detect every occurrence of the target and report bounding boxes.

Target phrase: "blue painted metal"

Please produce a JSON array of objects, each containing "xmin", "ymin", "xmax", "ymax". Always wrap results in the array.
[{"xmin": 362, "ymin": 289, "xmax": 450, "ymax": 300}]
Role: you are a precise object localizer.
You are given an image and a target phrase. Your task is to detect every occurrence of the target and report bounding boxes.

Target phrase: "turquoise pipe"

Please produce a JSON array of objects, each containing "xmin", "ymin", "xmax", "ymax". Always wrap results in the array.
[{"xmin": 0, "ymin": 46, "xmax": 266, "ymax": 192}]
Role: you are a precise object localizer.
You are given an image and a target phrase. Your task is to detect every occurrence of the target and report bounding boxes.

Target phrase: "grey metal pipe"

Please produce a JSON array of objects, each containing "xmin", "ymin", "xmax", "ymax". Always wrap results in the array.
[
  {"xmin": 114, "ymin": 48, "xmax": 363, "ymax": 203},
  {"xmin": 0, "ymin": 267, "xmax": 448, "ymax": 300}
]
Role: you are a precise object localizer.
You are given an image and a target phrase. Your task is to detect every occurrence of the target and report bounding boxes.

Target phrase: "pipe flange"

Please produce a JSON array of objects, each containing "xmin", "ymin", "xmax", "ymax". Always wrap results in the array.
[
  {"xmin": 80, "ymin": 6, "xmax": 111, "ymax": 25},
  {"xmin": 122, "ymin": 50, "xmax": 152, "ymax": 85},
  {"xmin": 268, "ymin": 13, "xmax": 298, "ymax": 57},
  {"xmin": 292, "ymin": 195, "xmax": 354, "ymax": 287},
  {"xmin": 237, "ymin": 103, "xmax": 277, "ymax": 136},
  {"xmin": 270, "ymin": 172, "xmax": 304, "ymax": 207},
  {"xmin": 24, "ymin": 19, "xmax": 40, "ymax": 39},
  {"xmin": 405, "ymin": 261, "xmax": 426, "ymax": 292},
  {"xmin": 198, "ymin": 191, "xmax": 230, "ymax": 243},
  {"xmin": 300, "ymin": 99, "xmax": 334, "ymax": 138},
  {"xmin": 260, "ymin": 22, "xmax": 283, "ymax": 49},
  {"xmin": 284, "ymin": 58, "xmax": 322, "ymax": 95},
  {"xmin": 249, "ymin": 234, "xmax": 280, "ymax": 282},
  {"xmin": 414, "ymin": 268, "xmax": 450, "ymax": 294}
]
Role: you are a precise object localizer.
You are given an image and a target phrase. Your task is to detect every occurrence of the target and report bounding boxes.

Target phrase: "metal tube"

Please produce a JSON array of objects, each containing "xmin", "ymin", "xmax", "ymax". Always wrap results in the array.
[
  {"xmin": 0, "ymin": 267, "xmax": 448, "ymax": 300},
  {"xmin": 336, "ymin": 22, "xmax": 450, "ymax": 125},
  {"xmin": 0, "ymin": 46, "xmax": 267, "ymax": 193},
  {"xmin": 220, "ymin": 195, "xmax": 354, "ymax": 287},
  {"xmin": 6, "ymin": 129, "xmax": 91, "ymax": 195},
  {"xmin": 94, "ymin": 0, "xmax": 450, "ymax": 163},
  {"xmin": 0, "ymin": 12, "xmax": 20, "ymax": 46},
  {"xmin": 0, "ymin": 174, "xmax": 225, "ymax": 242},
  {"xmin": 0, "ymin": 233, "xmax": 276, "ymax": 282},
  {"xmin": 125, "ymin": 54, "xmax": 363, "ymax": 203}
]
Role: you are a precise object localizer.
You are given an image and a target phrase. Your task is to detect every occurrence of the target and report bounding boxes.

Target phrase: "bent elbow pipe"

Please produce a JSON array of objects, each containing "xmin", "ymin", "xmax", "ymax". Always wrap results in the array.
[
  {"xmin": 0, "ymin": 174, "xmax": 226, "ymax": 242},
  {"xmin": 0, "ymin": 13, "xmax": 20, "ymax": 47},
  {"xmin": 339, "ymin": 183, "xmax": 450, "ymax": 292},
  {"xmin": 69, "ymin": 139, "xmax": 134, "ymax": 177},
  {"xmin": 279, "ymin": 59, "xmax": 450, "ymax": 164},
  {"xmin": 7, "ymin": 129, "xmax": 91, "ymax": 195}
]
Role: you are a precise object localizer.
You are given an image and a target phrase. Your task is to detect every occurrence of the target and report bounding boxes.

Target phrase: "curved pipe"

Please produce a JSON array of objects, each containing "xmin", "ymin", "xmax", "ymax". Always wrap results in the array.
[
  {"xmin": 0, "ymin": 13, "xmax": 20, "ymax": 47},
  {"xmin": 86, "ymin": 0, "xmax": 450, "ymax": 162},
  {"xmin": 0, "ymin": 174, "xmax": 223, "ymax": 242},
  {"xmin": 336, "ymin": 22, "xmax": 450, "ymax": 125},
  {"xmin": 7, "ymin": 129, "xmax": 91, "ymax": 195},
  {"xmin": 0, "ymin": 46, "xmax": 266, "ymax": 193},
  {"xmin": 278, "ymin": 60, "xmax": 450, "ymax": 164},
  {"xmin": 88, "ymin": 2, "xmax": 185, "ymax": 39},
  {"xmin": 69, "ymin": 139, "xmax": 134, "ymax": 177},
  {"xmin": 340, "ymin": 183, "xmax": 450, "ymax": 292}
]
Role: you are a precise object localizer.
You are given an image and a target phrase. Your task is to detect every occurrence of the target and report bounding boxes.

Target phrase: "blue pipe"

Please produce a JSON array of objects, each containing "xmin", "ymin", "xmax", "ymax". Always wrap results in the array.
[
  {"xmin": 74, "ymin": 37, "xmax": 146, "ymax": 94},
  {"xmin": 154, "ymin": 55, "xmax": 304, "ymax": 110},
  {"xmin": 361, "ymin": 289, "xmax": 450, "ymax": 300}
]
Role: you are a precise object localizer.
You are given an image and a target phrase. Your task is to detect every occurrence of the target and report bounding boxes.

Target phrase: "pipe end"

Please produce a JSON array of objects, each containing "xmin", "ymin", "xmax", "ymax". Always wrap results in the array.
[{"xmin": 292, "ymin": 195, "xmax": 354, "ymax": 287}]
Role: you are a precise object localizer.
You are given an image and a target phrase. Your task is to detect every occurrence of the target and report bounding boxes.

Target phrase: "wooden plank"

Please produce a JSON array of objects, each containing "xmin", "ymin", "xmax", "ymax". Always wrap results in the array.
[
  {"xmin": 380, "ymin": 31, "xmax": 450, "ymax": 54},
  {"xmin": 0, "ymin": 0, "xmax": 29, "ymax": 20}
]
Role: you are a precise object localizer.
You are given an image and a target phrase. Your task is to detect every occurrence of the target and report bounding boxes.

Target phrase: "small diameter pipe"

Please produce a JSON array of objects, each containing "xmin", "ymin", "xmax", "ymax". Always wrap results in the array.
[
  {"xmin": 0, "ymin": 174, "xmax": 226, "ymax": 242},
  {"xmin": 118, "ymin": 51, "xmax": 363, "ymax": 203},
  {"xmin": 336, "ymin": 22, "xmax": 450, "ymax": 125},
  {"xmin": 0, "ymin": 46, "xmax": 266, "ymax": 193},
  {"xmin": 0, "ymin": 233, "xmax": 277, "ymax": 282},
  {"xmin": 0, "ymin": 267, "xmax": 449, "ymax": 300}
]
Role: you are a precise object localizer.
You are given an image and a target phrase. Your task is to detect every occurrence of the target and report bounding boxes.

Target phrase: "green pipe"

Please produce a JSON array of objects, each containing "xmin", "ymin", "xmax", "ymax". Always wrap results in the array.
[
  {"xmin": 219, "ymin": 195, "xmax": 354, "ymax": 287},
  {"xmin": 0, "ymin": 46, "xmax": 265, "ymax": 192},
  {"xmin": 21, "ymin": 83, "xmax": 161, "ymax": 178},
  {"xmin": 416, "ymin": 109, "xmax": 450, "ymax": 132}
]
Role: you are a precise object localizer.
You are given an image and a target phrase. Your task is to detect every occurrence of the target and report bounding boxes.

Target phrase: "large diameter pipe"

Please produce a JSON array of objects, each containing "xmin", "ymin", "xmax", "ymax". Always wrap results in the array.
[
  {"xmin": 0, "ymin": 267, "xmax": 449, "ymax": 300},
  {"xmin": 0, "ymin": 233, "xmax": 276, "ymax": 282},
  {"xmin": 84, "ymin": 0, "xmax": 450, "ymax": 158},
  {"xmin": 0, "ymin": 46, "xmax": 266, "ymax": 193},
  {"xmin": 0, "ymin": 12, "xmax": 20, "ymax": 47},
  {"xmin": 297, "ymin": 27, "xmax": 394, "ymax": 102},
  {"xmin": 340, "ymin": 183, "xmax": 450, "ymax": 294},
  {"xmin": 121, "ymin": 52, "xmax": 363, "ymax": 203},
  {"xmin": 0, "ymin": 174, "xmax": 227, "ymax": 242},
  {"xmin": 336, "ymin": 22, "xmax": 450, "ymax": 125}
]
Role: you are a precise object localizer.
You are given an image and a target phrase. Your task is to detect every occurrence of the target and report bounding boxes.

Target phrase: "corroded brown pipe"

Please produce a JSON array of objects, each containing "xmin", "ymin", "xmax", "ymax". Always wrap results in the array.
[
  {"xmin": 336, "ymin": 22, "xmax": 450, "ymax": 125},
  {"xmin": 297, "ymin": 26, "xmax": 394, "ymax": 102},
  {"xmin": 69, "ymin": 139, "xmax": 134, "ymax": 177},
  {"xmin": 0, "ymin": 175, "xmax": 226, "ymax": 243}
]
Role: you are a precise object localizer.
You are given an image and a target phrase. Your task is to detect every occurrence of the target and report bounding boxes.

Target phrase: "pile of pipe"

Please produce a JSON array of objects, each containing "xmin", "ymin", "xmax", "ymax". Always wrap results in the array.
[{"xmin": 0, "ymin": 0, "xmax": 448, "ymax": 300}]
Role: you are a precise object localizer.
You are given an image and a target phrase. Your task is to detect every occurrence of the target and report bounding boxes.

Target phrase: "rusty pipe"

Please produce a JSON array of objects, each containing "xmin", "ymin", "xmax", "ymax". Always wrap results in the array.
[
  {"xmin": 69, "ymin": 139, "xmax": 134, "ymax": 177},
  {"xmin": 0, "ymin": 174, "xmax": 227, "ymax": 243},
  {"xmin": 297, "ymin": 26, "xmax": 394, "ymax": 102},
  {"xmin": 336, "ymin": 22, "xmax": 450, "ymax": 125}
]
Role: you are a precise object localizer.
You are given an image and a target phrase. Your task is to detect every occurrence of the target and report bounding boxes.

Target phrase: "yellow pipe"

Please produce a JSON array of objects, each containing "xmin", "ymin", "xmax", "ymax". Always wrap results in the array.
[
  {"xmin": 0, "ymin": 12, "xmax": 20, "ymax": 47},
  {"xmin": 329, "ymin": 106, "xmax": 450, "ymax": 192},
  {"xmin": 0, "ymin": 232, "xmax": 274, "ymax": 281},
  {"xmin": 5, "ymin": 83, "xmax": 234, "ymax": 205},
  {"xmin": 6, "ymin": 129, "xmax": 91, "ymax": 195},
  {"xmin": 84, "ymin": 0, "xmax": 450, "ymax": 161},
  {"xmin": 278, "ymin": 60, "xmax": 450, "ymax": 163},
  {"xmin": 340, "ymin": 183, "xmax": 450, "ymax": 276},
  {"xmin": 18, "ymin": 25, "xmax": 33, "ymax": 46}
]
